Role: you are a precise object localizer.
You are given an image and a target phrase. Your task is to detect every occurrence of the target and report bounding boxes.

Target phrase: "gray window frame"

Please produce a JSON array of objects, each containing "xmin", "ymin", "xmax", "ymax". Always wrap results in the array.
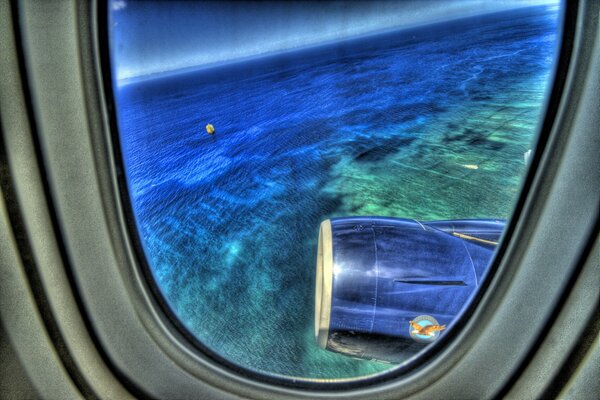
[{"xmin": 1, "ymin": 0, "xmax": 598, "ymax": 398}]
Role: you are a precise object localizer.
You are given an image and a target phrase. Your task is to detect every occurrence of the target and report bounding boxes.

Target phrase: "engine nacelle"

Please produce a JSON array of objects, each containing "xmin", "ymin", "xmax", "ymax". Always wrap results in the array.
[{"xmin": 315, "ymin": 217, "xmax": 504, "ymax": 363}]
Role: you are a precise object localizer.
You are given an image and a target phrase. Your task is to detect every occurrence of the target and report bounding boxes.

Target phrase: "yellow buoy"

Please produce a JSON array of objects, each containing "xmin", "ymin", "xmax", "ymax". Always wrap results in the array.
[{"xmin": 205, "ymin": 123, "xmax": 215, "ymax": 135}]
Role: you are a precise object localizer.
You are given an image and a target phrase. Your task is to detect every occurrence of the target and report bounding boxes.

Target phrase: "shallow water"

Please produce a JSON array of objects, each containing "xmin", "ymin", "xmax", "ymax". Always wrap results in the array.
[{"xmin": 114, "ymin": 5, "xmax": 558, "ymax": 379}]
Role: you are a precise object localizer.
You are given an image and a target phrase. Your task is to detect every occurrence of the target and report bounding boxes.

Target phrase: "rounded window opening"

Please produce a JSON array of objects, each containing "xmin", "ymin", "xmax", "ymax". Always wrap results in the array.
[{"xmin": 108, "ymin": 0, "xmax": 562, "ymax": 381}]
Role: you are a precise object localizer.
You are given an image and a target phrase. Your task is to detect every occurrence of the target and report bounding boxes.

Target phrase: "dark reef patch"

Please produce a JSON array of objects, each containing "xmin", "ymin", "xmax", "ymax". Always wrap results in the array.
[{"xmin": 353, "ymin": 137, "xmax": 416, "ymax": 162}]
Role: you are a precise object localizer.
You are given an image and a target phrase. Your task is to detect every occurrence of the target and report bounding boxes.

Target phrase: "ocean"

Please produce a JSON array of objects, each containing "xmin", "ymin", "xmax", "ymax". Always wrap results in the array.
[{"xmin": 114, "ymin": 5, "xmax": 559, "ymax": 379}]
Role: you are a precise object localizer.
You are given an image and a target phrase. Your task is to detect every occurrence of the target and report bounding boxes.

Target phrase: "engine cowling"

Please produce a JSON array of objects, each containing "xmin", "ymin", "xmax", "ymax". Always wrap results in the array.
[{"xmin": 315, "ymin": 217, "xmax": 504, "ymax": 363}]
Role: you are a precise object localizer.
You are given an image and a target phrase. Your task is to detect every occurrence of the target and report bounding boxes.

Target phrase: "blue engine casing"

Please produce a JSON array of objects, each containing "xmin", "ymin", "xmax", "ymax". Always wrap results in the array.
[{"xmin": 314, "ymin": 217, "xmax": 505, "ymax": 363}]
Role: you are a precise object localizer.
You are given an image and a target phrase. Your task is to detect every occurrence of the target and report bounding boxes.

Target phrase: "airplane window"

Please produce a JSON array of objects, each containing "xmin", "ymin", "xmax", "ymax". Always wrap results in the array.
[{"xmin": 107, "ymin": 0, "xmax": 562, "ymax": 381}]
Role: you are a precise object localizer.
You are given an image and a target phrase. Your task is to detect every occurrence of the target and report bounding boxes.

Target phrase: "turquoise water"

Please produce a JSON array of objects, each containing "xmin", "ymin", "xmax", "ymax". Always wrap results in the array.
[{"xmin": 114, "ymin": 6, "xmax": 559, "ymax": 379}]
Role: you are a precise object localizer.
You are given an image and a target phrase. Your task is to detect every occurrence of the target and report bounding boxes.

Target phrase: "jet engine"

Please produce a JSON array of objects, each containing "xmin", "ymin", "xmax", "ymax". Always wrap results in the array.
[{"xmin": 314, "ymin": 217, "xmax": 504, "ymax": 363}]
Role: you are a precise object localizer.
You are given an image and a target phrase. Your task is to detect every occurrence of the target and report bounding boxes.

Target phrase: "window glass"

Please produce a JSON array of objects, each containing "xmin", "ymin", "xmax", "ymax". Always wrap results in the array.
[{"xmin": 109, "ymin": 0, "xmax": 561, "ymax": 381}]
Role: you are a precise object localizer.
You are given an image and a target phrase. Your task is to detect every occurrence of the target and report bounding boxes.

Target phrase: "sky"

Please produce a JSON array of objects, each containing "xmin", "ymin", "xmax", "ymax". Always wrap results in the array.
[{"xmin": 109, "ymin": 0, "xmax": 560, "ymax": 82}]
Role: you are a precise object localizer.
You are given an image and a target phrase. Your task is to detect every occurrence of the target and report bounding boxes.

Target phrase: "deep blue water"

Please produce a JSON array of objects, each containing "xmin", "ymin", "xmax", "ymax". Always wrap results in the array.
[{"xmin": 114, "ymin": 5, "xmax": 559, "ymax": 379}]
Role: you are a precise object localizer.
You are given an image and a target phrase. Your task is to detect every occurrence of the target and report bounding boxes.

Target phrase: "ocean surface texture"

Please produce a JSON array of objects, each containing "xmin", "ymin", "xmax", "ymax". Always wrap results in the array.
[{"xmin": 114, "ymin": 6, "xmax": 559, "ymax": 379}]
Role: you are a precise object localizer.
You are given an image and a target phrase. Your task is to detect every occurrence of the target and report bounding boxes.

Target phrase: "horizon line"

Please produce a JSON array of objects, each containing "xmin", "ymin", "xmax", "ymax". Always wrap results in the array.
[{"xmin": 116, "ymin": 2, "xmax": 558, "ymax": 87}]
